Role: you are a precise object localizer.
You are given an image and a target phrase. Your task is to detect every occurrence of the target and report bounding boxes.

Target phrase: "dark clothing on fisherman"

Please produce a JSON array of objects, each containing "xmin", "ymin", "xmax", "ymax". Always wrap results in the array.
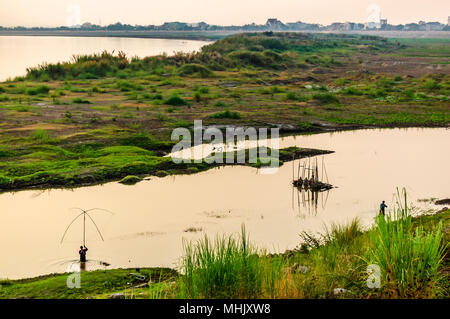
[
  {"xmin": 79, "ymin": 246, "xmax": 88, "ymax": 262},
  {"xmin": 380, "ymin": 203, "xmax": 388, "ymax": 216}
]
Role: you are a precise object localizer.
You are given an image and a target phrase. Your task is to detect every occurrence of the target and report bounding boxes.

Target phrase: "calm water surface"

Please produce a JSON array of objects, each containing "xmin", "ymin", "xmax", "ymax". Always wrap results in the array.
[
  {"xmin": 0, "ymin": 36, "xmax": 209, "ymax": 81},
  {"xmin": 0, "ymin": 128, "xmax": 448, "ymax": 279}
]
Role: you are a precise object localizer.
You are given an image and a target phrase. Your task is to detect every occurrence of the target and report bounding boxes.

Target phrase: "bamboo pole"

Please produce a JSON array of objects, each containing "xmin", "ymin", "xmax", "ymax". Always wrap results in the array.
[
  {"xmin": 315, "ymin": 158, "xmax": 319, "ymax": 182},
  {"xmin": 292, "ymin": 154, "xmax": 295, "ymax": 181},
  {"xmin": 83, "ymin": 213, "xmax": 86, "ymax": 247}
]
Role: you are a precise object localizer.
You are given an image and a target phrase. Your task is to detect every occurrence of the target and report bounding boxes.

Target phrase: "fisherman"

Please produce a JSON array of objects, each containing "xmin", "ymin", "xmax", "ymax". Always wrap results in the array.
[
  {"xmin": 79, "ymin": 245, "xmax": 88, "ymax": 262},
  {"xmin": 379, "ymin": 201, "xmax": 388, "ymax": 216}
]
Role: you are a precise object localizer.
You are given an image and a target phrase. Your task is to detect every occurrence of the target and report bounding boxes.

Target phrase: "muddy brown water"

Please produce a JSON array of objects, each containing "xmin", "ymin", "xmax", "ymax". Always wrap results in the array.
[{"xmin": 0, "ymin": 128, "xmax": 448, "ymax": 279}]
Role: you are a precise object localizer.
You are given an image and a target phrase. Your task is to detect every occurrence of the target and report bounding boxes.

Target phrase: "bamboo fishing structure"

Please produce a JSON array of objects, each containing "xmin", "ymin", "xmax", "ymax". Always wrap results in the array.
[{"xmin": 292, "ymin": 156, "xmax": 333, "ymax": 192}]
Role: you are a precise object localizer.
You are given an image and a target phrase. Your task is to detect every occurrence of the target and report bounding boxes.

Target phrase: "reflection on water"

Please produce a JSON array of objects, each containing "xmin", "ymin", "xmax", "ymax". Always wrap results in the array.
[
  {"xmin": 46, "ymin": 258, "xmax": 110, "ymax": 273},
  {"xmin": 0, "ymin": 128, "xmax": 448, "ymax": 279},
  {"xmin": 293, "ymin": 188, "xmax": 331, "ymax": 218}
]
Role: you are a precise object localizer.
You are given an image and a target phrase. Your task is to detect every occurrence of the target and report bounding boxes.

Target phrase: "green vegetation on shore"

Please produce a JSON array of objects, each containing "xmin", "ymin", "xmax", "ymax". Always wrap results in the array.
[
  {"xmin": 0, "ymin": 139, "xmax": 328, "ymax": 191},
  {"xmin": 0, "ymin": 33, "xmax": 449, "ymax": 191},
  {"xmin": 1, "ymin": 200, "xmax": 448, "ymax": 299},
  {"xmin": 0, "ymin": 268, "xmax": 177, "ymax": 299}
]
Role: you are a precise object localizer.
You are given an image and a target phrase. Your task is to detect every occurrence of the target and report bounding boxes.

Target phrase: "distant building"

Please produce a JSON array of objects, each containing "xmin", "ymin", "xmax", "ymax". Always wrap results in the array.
[
  {"xmin": 266, "ymin": 18, "xmax": 285, "ymax": 30},
  {"xmin": 354, "ymin": 23, "xmax": 365, "ymax": 30},
  {"xmin": 285, "ymin": 21, "xmax": 321, "ymax": 30},
  {"xmin": 330, "ymin": 22, "xmax": 345, "ymax": 31},
  {"xmin": 426, "ymin": 22, "xmax": 444, "ymax": 31},
  {"xmin": 365, "ymin": 21, "xmax": 378, "ymax": 30},
  {"xmin": 448, "ymin": 16, "xmax": 450, "ymax": 26},
  {"xmin": 380, "ymin": 19, "xmax": 388, "ymax": 28}
]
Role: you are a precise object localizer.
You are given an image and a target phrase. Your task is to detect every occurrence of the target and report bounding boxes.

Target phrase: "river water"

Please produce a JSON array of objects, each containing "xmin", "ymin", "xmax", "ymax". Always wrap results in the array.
[
  {"xmin": 0, "ymin": 36, "xmax": 209, "ymax": 81},
  {"xmin": 0, "ymin": 127, "xmax": 448, "ymax": 279}
]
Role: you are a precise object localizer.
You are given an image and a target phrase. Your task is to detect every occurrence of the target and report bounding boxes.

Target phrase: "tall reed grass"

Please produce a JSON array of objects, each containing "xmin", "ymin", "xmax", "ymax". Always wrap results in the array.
[
  {"xmin": 368, "ymin": 188, "xmax": 447, "ymax": 298},
  {"xmin": 176, "ymin": 225, "xmax": 287, "ymax": 299}
]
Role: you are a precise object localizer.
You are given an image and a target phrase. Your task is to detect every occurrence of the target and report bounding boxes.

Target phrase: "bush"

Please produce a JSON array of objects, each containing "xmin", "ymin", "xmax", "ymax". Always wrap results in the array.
[
  {"xmin": 178, "ymin": 64, "xmax": 213, "ymax": 77},
  {"xmin": 117, "ymin": 81, "xmax": 143, "ymax": 92},
  {"xmin": 403, "ymin": 88, "xmax": 416, "ymax": 100},
  {"xmin": 30, "ymin": 129, "xmax": 50, "ymax": 142},
  {"xmin": 118, "ymin": 175, "xmax": 142, "ymax": 185},
  {"xmin": 313, "ymin": 93, "xmax": 340, "ymax": 104},
  {"xmin": 423, "ymin": 79, "xmax": 441, "ymax": 91},
  {"xmin": 286, "ymin": 91, "xmax": 298, "ymax": 100},
  {"xmin": 72, "ymin": 97, "xmax": 92, "ymax": 104},
  {"xmin": 213, "ymin": 100, "xmax": 227, "ymax": 107},
  {"xmin": 27, "ymin": 85, "xmax": 50, "ymax": 95},
  {"xmin": 195, "ymin": 86, "xmax": 210, "ymax": 94},
  {"xmin": 227, "ymin": 50, "xmax": 286, "ymax": 69},
  {"xmin": 209, "ymin": 109, "xmax": 241, "ymax": 119},
  {"xmin": 164, "ymin": 95, "xmax": 189, "ymax": 106},
  {"xmin": 77, "ymin": 72, "xmax": 99, "ymax": 80},
  {"xmin": 269, "ymin": 86, "xmax": 284, "ymax": 94},
  {"xmin": 194, "ymin": 92, "xmax": 201, "ymax": 102},
  {"xmin": 0, "ymin": 146, "xmax": 14, "ymax": 158},
  {"xmin": 343, "ymin": 87, "xmax": 364, "ymax": 96}
]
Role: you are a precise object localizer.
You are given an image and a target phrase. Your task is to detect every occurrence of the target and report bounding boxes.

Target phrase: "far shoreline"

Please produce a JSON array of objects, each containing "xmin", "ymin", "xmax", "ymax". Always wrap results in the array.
[
  {"xmin": 1, "ymin": 30, "xmax": 450, "ymax": 40},
  {"xmin": 0, "ymin": 30, "xmax": 230, "ymax": 42}
]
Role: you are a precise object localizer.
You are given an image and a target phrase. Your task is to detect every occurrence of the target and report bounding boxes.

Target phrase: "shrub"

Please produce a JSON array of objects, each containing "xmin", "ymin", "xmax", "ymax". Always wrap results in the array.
[
  {"xmin": 423, "ymin": 79, "xmax": 441, "ymax": 91},
  {"xmin": 118, "ymin": 175, "xmax": 142, "ymax": 185},
  {"xmin": 195, "ymin": 86, "xmax": 210, "ymax": 94},
  {"xmin": 0, "ymin": 146, "xmax": 14, "ymax": 158},
  {"xmin": 313, "ymin": 93, "xmax": 340, "ymax": 104},
  {"xmin": 77, "ymin": 72, "xmax": 98, "ymax": 80},
  {"xmin": 286, "ymin": 91, "xmax": 310, "ymax": 102},
  {"xmin": 269, "ymin": 86, "xmax": 284, "ymax": 94},
  {"xmin": 178, "ymin": 64, "xmax": 213, "ymax": 77},
  {"xmin": 72, "ymin": 97, "xmax": 92, "ymax": 104},
  {"xmin": 30, "ymin": 129, "xmax": 50, "ymax": 142},
  {"xmin": 403, "ymin": 88, "xmax": 416, "ymax": 100},
  {"xmin": 27, "ymin": 85, "xmax": 50, "ymax": 95},
  {"xmin": 343, "ymin": 87, "xmax": 364, "ymax": 96},
  {"xmin": 286, "ymin": 91, "xmax": 298, "ymax": 100},
  {"xmin": 194, "ymin": 92, "xmax": 202, "ymax": 102},
  {"xmin": 213, "ymin": 100, "xmax": 227, "ymax": 107},
  {"xmin": 117, "ymin": 81, "xmax": 143, "ymax": 92},
  {"xmin": 64, "ymin": 111, "xmax": 73, "ymax": 120},
  {"xmin": 325, "ymin": 218, "xmax": 362, "ymax": 247},
  {"xmin": 209, "ymin": 109, "xmax": 241, "ymax": 119},
  {"xmin": 227, "ymin": 50, "xmax": 284, "ymax": 69},
  {"xmin": 164, "ymin": 95, "xmax": 189, "ymax": 106}
]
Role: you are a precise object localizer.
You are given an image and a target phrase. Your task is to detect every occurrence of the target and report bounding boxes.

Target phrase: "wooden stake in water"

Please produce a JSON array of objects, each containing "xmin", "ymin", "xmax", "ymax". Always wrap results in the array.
[
  {"xmin": 315, "ymin": 158, "xmax": 319, "ymax": 182},
  {"xmin": 292, "ymin": 154, "xmax": 295, "ymax": 180}
]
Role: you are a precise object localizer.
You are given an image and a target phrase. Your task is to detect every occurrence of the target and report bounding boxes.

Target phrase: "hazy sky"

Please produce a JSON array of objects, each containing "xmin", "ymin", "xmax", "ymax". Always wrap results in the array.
[{"xmin": 0, "ymin": 0, "xmax": 449, "ymax": 27}]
